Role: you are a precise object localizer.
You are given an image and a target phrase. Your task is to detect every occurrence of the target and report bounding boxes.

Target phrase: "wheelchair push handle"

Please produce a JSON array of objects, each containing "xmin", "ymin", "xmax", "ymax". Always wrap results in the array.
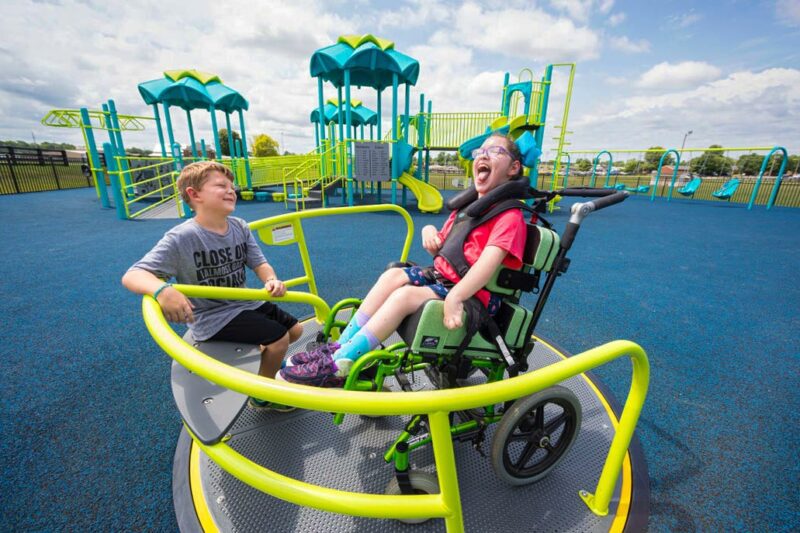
[
  {"xmin": 553, "ymin": 188, "xmax": 629, "ymax": 251},
  {"xmin": 556, "ymin": 188, "xmax": 628, "ymax": 226}
]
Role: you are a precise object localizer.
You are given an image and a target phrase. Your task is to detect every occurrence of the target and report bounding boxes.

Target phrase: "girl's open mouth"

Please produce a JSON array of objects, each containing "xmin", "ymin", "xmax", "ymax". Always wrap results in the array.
[{"xmin": 476, "ymin": 162, "xmax": 491, "ymax": 182}]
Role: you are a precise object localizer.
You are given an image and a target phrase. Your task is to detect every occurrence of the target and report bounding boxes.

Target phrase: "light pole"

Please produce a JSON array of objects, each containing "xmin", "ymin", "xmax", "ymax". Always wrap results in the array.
[{"xmin": 680, "ymin": 130, "xmax": 693, "ymax": 171}]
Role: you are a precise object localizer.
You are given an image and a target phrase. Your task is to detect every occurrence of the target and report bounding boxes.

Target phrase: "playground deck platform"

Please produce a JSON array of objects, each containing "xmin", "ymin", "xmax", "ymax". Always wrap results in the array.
[{"xmin": 1, "ymin": 187, "xmax": 798, "ymax": 531}]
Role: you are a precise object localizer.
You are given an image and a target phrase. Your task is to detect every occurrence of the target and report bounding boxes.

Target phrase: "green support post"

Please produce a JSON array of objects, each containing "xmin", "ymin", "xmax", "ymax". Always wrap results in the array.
[
  {"xmin": 225, "ymin": 112, "xmax": 234, "ymax": 159},
  {"xmin": 186, "ymin": 109, "xmax": 197, "ymax": 158},
  {"xmin": 104, "ymin": 142, "xmax": 127, "ymax": 220},
  {"xmin": 210, "ymin": 105, "xmax": 222, "ymax": 162},
  {"xmin": 345, "ymin": 69, "xmax": 354, "ymax": 207},
  {"xmin": 425, "ymin": 100, "xmax": 431, "ymax": 184},
  {"xmin": 391, "ymin": 73, "xmax": 398, "ymax": 205},
  {"xmin": 152, "ymin": 104, "xmax": 167, "ymax": 157},
  {"xmin": 80, "ymin": 107, "xmax": 110, "ymax": 208},
  {"xmin": 163, "ymin": 102, "xmax": 178, "ymax": 169},
  {"xmin": 237, "ymin": 109, "xmax": 252, "ymax": 189}
]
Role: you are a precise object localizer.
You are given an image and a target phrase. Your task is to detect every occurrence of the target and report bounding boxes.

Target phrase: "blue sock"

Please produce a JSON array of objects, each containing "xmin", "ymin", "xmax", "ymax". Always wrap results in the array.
[
  {"xmin": 333, "ymin": 327, "xmax": 380, "ymax": 363},
  {"xmin": 338, "ymin": 310, "xmax": 370, "ymax": 344}
]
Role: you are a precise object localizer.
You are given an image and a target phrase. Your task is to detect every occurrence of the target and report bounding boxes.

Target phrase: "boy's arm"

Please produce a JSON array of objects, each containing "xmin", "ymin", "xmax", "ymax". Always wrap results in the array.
[
  {"xmin": 253, "ymin": 262, "xmax": 287, "ymax": 298},
  {"xmin": 442, "ymin": 245, "xmax": 507, "ymax": 330},
  {"xmin": 121, "ymin": 268, "xmax": 195, "ymax": 324}
]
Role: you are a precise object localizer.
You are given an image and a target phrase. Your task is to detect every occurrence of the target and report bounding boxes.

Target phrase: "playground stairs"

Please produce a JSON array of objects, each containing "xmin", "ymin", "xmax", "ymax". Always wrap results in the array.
[
  {"xmin": 286, "ymin": 177, "xmax": 343, "ymax": 210},
  {"xmin": 135, "ymin": 197, "xmax": 182, "ymax": 220}
]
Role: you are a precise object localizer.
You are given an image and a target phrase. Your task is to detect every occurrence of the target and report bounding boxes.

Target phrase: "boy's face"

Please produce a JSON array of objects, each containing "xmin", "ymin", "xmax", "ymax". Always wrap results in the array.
[
  {"xmin": 187, "ymin": 171, "xmax": 236, "ymax": 215},
  {"xmin": 472, "ymin": 137, "xmax": 521, "ymax": 197}
]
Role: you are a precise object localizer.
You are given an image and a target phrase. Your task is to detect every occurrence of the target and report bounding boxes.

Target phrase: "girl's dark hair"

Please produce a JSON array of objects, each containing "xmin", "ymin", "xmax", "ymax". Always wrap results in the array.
[{"xmin": 488, "ymin": 133, "xmax": 524, "ymax": 179}]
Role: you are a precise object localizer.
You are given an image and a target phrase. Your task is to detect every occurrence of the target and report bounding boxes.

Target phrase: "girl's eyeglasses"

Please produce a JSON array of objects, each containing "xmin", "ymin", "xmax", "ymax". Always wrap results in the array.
[{"xmin": 471, "ymin": 146, "xmax": 514, "ymax": 159}]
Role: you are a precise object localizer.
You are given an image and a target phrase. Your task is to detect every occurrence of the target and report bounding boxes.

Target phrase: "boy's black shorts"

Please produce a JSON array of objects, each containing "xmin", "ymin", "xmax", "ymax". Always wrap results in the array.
[{"xmin": 210, "ymin": 303, "xmax": 299, "ymax": 346}]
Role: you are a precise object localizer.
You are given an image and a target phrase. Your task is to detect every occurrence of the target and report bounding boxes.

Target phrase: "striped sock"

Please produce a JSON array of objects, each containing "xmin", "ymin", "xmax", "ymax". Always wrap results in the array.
[
  {"xmin": 338, "ymin": 309, "xmax": 370, "ymax": 344},
  {"xmin": 333, "ymin": 327, "xmax": 380, "ymax": 367}
]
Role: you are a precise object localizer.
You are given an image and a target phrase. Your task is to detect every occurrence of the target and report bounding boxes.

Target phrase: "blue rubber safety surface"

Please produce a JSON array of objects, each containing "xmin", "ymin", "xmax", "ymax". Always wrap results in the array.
[{"xmin": 1, "ymin": 187, "xmax": 799, "ymax": 531}]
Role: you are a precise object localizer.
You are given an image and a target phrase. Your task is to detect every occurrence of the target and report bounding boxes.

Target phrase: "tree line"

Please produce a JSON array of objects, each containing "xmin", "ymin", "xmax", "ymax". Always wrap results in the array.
[
  {"xmin": 2, "ymin": 130, "xmax": 288, "ymax": 158},
  {"xmin": 569, "ymin": 145, "xmax": 798, "ymax": 177}
]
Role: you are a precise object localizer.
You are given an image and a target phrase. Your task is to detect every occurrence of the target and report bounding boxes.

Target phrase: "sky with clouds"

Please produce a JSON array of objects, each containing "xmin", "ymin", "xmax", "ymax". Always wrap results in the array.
[{"xmin": 2, "ymin": 0, "xmax": 799, "ymax": 158}]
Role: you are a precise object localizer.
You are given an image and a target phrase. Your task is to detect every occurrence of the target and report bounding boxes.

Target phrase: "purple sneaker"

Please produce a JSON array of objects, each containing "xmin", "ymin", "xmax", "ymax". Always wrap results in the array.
[
  {"xmin": 280, "ymin": 352, "xmax": 346, "ymax": 388},
  {"xmin": 288, "ymin": 342, "xmax": 341, "ymax": 366}
]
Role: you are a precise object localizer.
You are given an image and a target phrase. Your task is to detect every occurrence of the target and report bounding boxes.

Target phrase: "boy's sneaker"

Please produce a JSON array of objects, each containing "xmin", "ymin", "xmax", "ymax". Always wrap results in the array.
[
  {"xmin": 247, "ymin": 397, "xmax": 297, "ymax": 412},
  {"xmin": 279, "ymin": 352, "xmax": 345, "ymax": 388},
  {"xmin": 288, "ymin": 342, "xmax": 340, "ymax": 367}
]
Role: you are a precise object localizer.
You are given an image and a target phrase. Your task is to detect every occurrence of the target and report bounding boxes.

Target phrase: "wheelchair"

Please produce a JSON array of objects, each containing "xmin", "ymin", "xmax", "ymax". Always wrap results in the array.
[{"xmin": 311, "ymin": 187, "xmax": 629, "ymax": 510}]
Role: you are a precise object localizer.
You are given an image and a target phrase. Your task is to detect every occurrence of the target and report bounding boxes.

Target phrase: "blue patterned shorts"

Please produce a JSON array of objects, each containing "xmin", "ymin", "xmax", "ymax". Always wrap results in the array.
[{"xmin": 402, "ymin": 266, "xmax": 502, "ymax": 316}]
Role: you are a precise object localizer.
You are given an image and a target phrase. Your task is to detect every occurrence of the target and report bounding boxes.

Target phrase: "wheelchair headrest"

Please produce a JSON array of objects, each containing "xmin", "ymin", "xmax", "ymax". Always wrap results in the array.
[{"xmin": 446, "ymin": 176, "xmax": 531, "ymax": 217}]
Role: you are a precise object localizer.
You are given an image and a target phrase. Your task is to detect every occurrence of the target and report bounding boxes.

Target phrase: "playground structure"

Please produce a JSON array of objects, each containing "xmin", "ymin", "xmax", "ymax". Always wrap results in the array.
[
  {"xmin": 38, "ymin": 35, "xmax": 797, "ymax": 220},
  {"xmin": 557, "ymin": 146, "xmax": 794, "ymax": 209},
  {"xmin": 145, "ymin": 192, "xmax": 651, "ymax": 532},
  {"xmin": 41, "ymin": 69, "xmax": 256, "ymax": 220}
]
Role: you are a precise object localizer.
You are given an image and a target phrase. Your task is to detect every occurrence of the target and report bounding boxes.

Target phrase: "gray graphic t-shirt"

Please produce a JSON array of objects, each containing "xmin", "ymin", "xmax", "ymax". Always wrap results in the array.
[{"xmin": 129, "ymin": 217, "xmax": 267, "ymax": 340}]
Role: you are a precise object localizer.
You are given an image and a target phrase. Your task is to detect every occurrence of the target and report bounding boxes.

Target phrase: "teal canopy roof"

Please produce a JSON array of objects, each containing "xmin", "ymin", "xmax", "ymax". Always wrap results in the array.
[
  {"xmin": 310, "ymin": 100, "xmax": 377, "ymax": 126},
  {"xmin": 310, "ymin": 35, "xmax": 419, "ymax": 90},
  {"xmin": 138, "ymin": 70, "xmax": 249, "ymax": 112}
]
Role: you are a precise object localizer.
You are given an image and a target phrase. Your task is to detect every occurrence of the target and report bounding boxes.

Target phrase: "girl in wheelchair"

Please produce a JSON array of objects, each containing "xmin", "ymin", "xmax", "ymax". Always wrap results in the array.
[{"xmin": 278, "ymin": 133, "xmax": 534, "ymax": 387}]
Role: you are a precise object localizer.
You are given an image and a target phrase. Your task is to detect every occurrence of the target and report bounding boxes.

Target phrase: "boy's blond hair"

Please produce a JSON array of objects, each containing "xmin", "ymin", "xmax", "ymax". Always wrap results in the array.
[{"xmin": 177, "ymin": 161, "xmax": 235, "ymax": 206}]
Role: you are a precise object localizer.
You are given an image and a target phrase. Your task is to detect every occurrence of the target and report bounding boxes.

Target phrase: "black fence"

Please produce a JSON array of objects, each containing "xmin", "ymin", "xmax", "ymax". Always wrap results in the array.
[{"xmin": 0, "ymin": 146, "xmax": 99, "ymax": 195}]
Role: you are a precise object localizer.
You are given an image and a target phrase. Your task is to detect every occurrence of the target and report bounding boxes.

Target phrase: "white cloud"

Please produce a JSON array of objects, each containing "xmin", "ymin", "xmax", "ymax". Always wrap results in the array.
[
  {"xmin": 449, "ymin": 3, "xmax": 602, "ymax": 62},
  {"xmin": 608, "ymin": 12, "xmax": 626, "ymax": 26},
  {"xmin": 636, "ymin": 61, "xmax": 722, "ymax": 90},
  {"xmin": 573, "ymin": 68, "xmax": 800, "ymax": 151},
  {"xmin": 608, "ymin": 36, "xmax": 651, "ymax": 53},
  {"xmin": 550, "ymin": 0, "xmax": 614, "ymax": 23},
  {"xmin": 0, "ymin": 0, "xmax": 360, "ymax": 153},
  {"xmin": 667, "ymin": 9, "xmax": 702, "ymax": 29},
  {"xmin": 378, "ymin": 0, "xmax": 450, "ymax": 30},
  {"xmin": 604, "ymin": 76, "xmax": 627, "ymax": 86},
  {"xmin": 776, "ymin": 0, "xmax": 800, "ymax": 26}
]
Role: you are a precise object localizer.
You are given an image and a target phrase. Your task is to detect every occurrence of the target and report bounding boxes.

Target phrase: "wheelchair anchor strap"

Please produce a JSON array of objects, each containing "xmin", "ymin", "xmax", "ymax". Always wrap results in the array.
[
  {"xmin": 483, "ymin": 317, "xmax": 516, "ymax": 369},
  {"xmin": 444, "ymin": 298, "xmax": 486, "ymax": 385}
]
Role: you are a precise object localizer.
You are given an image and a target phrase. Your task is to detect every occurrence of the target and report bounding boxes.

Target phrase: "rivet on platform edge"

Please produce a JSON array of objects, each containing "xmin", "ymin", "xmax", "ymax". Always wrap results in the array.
[{"xmin": 203, "ymin": 397, "xmax": 213, "ymax": 404}]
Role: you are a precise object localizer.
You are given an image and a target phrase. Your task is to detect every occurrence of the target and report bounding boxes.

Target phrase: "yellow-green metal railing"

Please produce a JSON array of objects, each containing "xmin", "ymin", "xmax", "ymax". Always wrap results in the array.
[
  {"xmin": 110, "ymin": 156, "xmax": 184, "ymax": 219},
  {"xmin": 248, "ymin": 153, "xmax": 322, "ymax": 188},
  {"xmin": 563, "ymin": 146, "xmax": 800, "ymax": 207},
  {"xmin": 386, "ymin": 112, "xmax": 502, "ymax": 150},
  {"xmin": 140, "ymin": 206, "xmax": 648, "ymax": 531},
  {"xmin": 250, "ymin": 205, "xmax": 413, "ymax": 299},
  {"xmin": 144, "ymin": 295, "xmax": 648, "ymax": 530}
]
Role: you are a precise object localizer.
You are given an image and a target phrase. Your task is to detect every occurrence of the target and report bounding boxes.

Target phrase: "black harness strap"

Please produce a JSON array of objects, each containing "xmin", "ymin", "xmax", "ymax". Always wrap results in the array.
[{"xmin": 438, "ymin": 198, "xmax": 537, "ymax": 278}]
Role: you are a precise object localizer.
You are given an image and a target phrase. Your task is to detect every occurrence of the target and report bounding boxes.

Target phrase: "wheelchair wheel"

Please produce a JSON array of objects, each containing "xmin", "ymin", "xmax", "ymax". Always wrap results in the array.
[
  {"xmin": 490, "ymin": 385, "xmax": 581, "ymax": 486},
  {"xmin": 384, "ymin": 471, "xmax": 439, "ymax": 524}
]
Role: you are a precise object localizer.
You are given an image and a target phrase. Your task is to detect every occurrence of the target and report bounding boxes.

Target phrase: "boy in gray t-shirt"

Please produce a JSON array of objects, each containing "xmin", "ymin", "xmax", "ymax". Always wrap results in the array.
[{"xmin": 122, "ymin": 161, "xmax": 303, "ymax": 411}]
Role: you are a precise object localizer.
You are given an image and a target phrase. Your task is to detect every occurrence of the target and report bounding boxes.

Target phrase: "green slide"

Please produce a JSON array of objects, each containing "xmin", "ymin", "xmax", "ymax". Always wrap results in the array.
[{"xmin": 398, "ymin": 172, "xmax": 443, "ymax": 213}]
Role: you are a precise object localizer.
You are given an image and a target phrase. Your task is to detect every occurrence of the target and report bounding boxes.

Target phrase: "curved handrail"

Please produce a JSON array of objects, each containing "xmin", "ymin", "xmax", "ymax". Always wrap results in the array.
[
  {"xmin": 144, "ymin": 290, "xmax": 648, "ymax": 530},
  {"xmin": 658, "ymin": 149, "xmax": 682, "ymax": 202},
  {"xmin": 246, "ymin": 204, "xmax": 414, "ymax": 302},
  {"xmin": 250, "ymin": 204, "xmax": 414, "ymax": 263},
  {"xmin": 748, "ymin": 146, "xmax": 788, "ymax": 210},
  {"xmin": 589, "ymin": 150, "xmax": 613, "ymax": 187}
]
